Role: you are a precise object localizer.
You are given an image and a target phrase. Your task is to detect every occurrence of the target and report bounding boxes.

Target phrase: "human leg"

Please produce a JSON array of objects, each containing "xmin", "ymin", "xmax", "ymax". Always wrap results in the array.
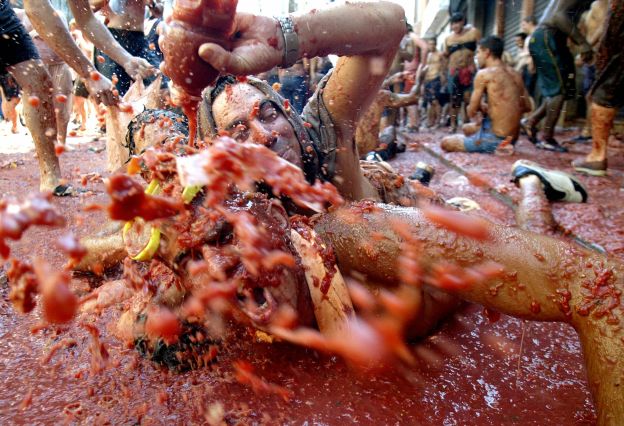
[
  {"xmin": 315, "ymin": 201, "xmax": 624, "ymax": 424},
  {"xmin": 48, "ymin": 63, "xmax": 73, "ymax": 145},
  {"xmin": 573, "ymin": 1, "xmax": 624, "ymax": 176},
  {"xmin": 9, "ymin": 60, "xmax": 61, "ymax": 191}
]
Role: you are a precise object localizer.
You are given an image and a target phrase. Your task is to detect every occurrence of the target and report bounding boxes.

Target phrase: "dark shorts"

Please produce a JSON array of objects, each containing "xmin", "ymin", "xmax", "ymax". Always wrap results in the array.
[
  {"xmin": 0, "ymin": 16, "xmax": 40, "ymax": 74},
  {"xmin": 0, "ymin": 72, "xmax": 19, "ymax": 100},
  {"xmin": 528, "ymin": 26, "xmax": 576, "ymax": 99},
  {"xmin": 94, "ymin": 28, "xmax": 146, "ymax": 96},
  {"xmin": 424, "ymin": 77, "xmax": 442, "ymax": 106},
  {"xmin": 73, "ymin": 78, "xmax": 89, "ymax": 98},
  {"xmin": 463, "ymin": 117, "xmax": 511, "ymax": 153},
  {"xmin": 448, "ymin": 67, "xmax": 474, "ymax": 107},
  {"xmin": 590, "ymin": 0, "xmax": 624, "ymax": 109}
]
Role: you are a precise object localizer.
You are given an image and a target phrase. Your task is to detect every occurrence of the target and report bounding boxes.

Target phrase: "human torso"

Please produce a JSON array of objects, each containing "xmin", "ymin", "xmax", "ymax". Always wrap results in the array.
[
  {"xmin": 104, "ymin": 0, "xmax": 145, "ymax": 31},
  {"xmin": 445, "ymin": 27, "xmax": 479, "ymax": 70},
  {"xmin": 480, "ymin": 65, "xmax": 526, "ymax": 138},
  {"xmin": 425, "ymin": 51, "xmax": 443, "ymax": 81}
]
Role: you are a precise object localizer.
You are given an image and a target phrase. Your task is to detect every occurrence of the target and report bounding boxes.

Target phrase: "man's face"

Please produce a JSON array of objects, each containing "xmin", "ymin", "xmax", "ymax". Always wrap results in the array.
[
  {"xmin": 132, "ymin": 119, "xmax": 177, "ymax": 154},
  {"xmin": 476, "ymin": 46, "xmax": 488, "ymax": 68},
  {"xmin": 515, "ymin": 36, "xmax": 524, "ymax": 49},
  {"xmin": 520, "ymin": 21, "xmax": 530, "ymax": 33},
  {"xmin": 451, "ymin": 20, "xmax": 464, "ymax": 34},
  {"xmin": 212, "ymin": 83, "xmax": 303, "ymax": 169},
  {"xmin": 427, "ymin": 39, "xmax": 437, "ymax": 51}
]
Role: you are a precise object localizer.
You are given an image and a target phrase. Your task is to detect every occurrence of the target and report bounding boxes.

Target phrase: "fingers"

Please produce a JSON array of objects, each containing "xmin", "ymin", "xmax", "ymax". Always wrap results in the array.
[{"xmin": 198, "ymin": 43, "xmax": 232, "ymax": 72}]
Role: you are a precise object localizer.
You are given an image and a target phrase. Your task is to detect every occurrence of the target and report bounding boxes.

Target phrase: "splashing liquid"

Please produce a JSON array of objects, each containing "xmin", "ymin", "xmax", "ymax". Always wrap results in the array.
[{"xmin": 160, "ymin": 0, "xmax": 239, "ymax": 145}]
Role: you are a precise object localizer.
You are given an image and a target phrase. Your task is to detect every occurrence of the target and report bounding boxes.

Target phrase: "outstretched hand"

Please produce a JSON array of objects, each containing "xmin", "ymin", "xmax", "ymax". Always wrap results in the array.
[
  {"xmin": 85, "ymin": 72, "xmax": 118, "ymax": 106},
  {"xmin": 124, "ymin": 56, "xmax": 157, "ymax": 81},
  {"xmin": 196, "ymin": 13, "xmax": 283, "ymax": 76}
]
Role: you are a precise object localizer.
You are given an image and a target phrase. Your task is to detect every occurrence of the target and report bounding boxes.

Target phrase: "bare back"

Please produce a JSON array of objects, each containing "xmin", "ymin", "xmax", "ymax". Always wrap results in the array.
[{"xmin": 474, "ymin": 65, "xmax": 528, "ymax": 138}]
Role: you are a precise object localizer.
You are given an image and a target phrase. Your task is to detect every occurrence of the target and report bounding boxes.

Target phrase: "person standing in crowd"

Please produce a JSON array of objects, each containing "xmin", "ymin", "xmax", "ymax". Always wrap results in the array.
[
  {"xmin": 0, "ymin": 72, "xmax": 20, "ymax": 134},
  {"xmin": 89, "ymin": 0, "xmax": 155, "ymax": 96},
  {"xmin": 571, "ymin": 0, "xmax": 609, "ymax": 143},
  {"xmin": 443, "ymin": 12, "xmax": 481, "ymax": 133},
  {"xmin": 519, "ymin": 15, "xmax": 538, "ymax": 98},
  {"xmin": 422, "ymin": 38, "xmax": 447, "ymax": 129},
  {"xmin": 0, "ymin": 0, "xmax": 74, "ymax": 193},
  {"xmin": 572, "ymin": 0, "xmax": 623, "ymax": 176},
  {"xmin": 522, "ymin": 0, "xmax": 593, "ymax": 152},
  {"xmin": 16, "ymin": 8, "xmax": 74, "ymax": 146},
  {"xmin": 440, "ymin": 36, "xmax": 531, "ymax": 153},
  {"xmin": 403, "ymin": 25, "xmax": 429, "ymax": 132}
]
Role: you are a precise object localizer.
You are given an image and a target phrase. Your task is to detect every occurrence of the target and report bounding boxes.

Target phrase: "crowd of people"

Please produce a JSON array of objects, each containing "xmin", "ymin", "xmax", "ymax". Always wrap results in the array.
[{"xmin": 0, "ymin": 0, "xmax": 622, "ymax": 424}]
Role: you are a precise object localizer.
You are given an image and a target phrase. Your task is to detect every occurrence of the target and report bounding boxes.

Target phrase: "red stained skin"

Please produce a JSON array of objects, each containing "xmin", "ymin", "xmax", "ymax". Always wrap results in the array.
[
  {"xmin": 106, "ymin": 174, "xmax": 183, "ymax": 221},
  {"xmin": 422, "ymin": 204, "xmax": 491, "ymax": 241}
]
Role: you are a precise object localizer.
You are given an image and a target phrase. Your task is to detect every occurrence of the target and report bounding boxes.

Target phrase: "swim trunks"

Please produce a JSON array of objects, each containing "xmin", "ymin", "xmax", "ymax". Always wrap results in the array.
[
  {"xmin": 423, "ymin": 76, "xmax": 442, "ymax": 107},
  {"xmin": 463, "ymin": 117, "xmax": 512, "ymax": 153},
  {"xmin": 448, "ymin": 66, "xmax": 475, "ymax": 107},
  {"xmin": 0, "ymin": 1, "xmax": 39, "ymax": 75}
]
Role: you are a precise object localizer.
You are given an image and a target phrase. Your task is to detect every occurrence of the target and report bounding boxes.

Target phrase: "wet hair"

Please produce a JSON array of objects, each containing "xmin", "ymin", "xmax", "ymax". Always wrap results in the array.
[
  {"xmin": 209, "ymin": 74, "xmax": 238, "ymax": 103},
  {"xmin": 125, "ymin": 108, "xmax": 188, "ymax": 156},
  {"xmin": 515, "ymin": 32, "xmax": 528, "ymax": 41},
  {"xmin": 523, "ymin": 15, "xmax": 537, "ymax": 25},
  {"xmin": 450, "ymin": 12, "xmax": 465, "ymax": 23},
  {"xmin": 478, "ymin": 35, "xmax": 504, "ymax": 59}
]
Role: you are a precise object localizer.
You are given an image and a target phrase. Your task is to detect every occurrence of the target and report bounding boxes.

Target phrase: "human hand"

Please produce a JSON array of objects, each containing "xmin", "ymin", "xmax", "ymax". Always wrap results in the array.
[
  {"xmin": 84, "ymin": 72, "xmax": 118, "ymax": 106},
  {"xmin": 197, "ymin": 13, "xmax": 283, "ymax": 76},
  {"xmin": 123, "ymin": 56, "xmax": 157, "ymax": 80}
]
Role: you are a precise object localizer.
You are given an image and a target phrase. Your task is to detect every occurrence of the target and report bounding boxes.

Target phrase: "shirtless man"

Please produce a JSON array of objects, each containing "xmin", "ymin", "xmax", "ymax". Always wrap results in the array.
[
  {"xmin": 443, "ymin": 12, "xmax": 481, "ymax": 133},
  {"xmin": 403, "ymin": 28, "xmax": 429, "ymax": 132},
  {"xmin": 523, "ymin": 0, "xmax": 593, "ymax": 152},
  {"xmin": 441, "ymin": 36, "xmax": 531, "ymax": 153},
  {"xmin": 74, "ymin": 5, "xmax": 622, "ymax": 419},
  {"xmin": 422, "ymin": 38, "xmax": 446, "ymax": 128}
]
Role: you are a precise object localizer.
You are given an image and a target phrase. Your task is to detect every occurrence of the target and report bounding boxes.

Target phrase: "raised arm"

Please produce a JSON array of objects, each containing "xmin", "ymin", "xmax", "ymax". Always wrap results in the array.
[
  {"xmin": 68, "ymin": 0, "xmax": 154, "ymax": 79},
  {"xmin": 194, "ymin": 2, "xmax": 405, "ymax": 201},
  {"xmin": 23, "ymin": 0, "xmax": 117, "ymax": 106}
]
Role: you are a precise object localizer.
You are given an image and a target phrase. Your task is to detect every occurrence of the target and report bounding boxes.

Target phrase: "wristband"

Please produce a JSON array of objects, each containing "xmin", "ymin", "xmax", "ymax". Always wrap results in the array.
[{"xmin": 275, "ymin": 16, "xmax": 299, "ymax": 67}]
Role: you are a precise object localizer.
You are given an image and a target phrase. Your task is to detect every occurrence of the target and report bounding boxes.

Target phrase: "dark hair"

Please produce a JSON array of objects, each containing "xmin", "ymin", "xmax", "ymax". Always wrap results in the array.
[
  {"xmin": 522, "ymin": 15, "xmax": 537, "ymax": 25},
  {"xmin": 406, "ymin": 22, "xmax": 413, "ymax": 33},
  {"xmin": 125, "ymin": 108, "xmax": 188, "ymax": 156},
  {"xmin": 450, "ymin": 12, "xmax": 465, "ymax": 23},
  {"xmin": 210, "ymin": 74, "xmax": 238, "ymax": 102},
  {"xmin": 427, "ymin": 36, "xmax": 437, "ymax": 44},
  {"xmin": 515, "ymin": 32, "xmax": 528, "ymax": 41},
  {"xmin": 478, "ymin": 35, "xmax": 504, "ymax": 58}
]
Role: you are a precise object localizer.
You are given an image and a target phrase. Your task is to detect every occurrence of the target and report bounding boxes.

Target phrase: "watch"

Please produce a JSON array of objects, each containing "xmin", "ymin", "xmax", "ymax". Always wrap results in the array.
[{"xmin": 275, "ymin": 16, "xmax": 299, "ymax": 67}]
